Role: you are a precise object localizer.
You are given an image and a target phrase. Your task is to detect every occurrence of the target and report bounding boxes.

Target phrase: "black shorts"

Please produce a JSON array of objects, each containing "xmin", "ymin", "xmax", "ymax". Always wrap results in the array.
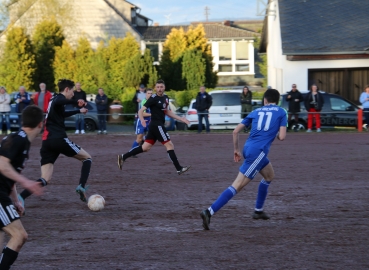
[
  {"xmin": 0, "ymin": 192, "xmax": 20, "ymax": 228},
  {"xmin": 40, "ymin": 138, "xmax": 81, "ymax": 165},
  {"xmin": 145, "ymin": 125, "xmax": 171, "ymax": 145}
]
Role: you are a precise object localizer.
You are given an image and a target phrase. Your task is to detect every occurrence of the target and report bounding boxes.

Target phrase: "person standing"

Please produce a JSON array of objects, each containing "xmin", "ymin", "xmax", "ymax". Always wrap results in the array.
[
  {"xmin": 240, "ymin": 86, "xmax": 252, "ymax": 118},
  {"xmin": 95, "ymin": 88, "xmax": 108, "ymax": 134},
  {"xmin": 195, "ymin": 86, "xmax": 212, "ymax": 133},
  {"xmin": 359, "ymin": 85, "xmax": 369, "ymax": 131},
  {"xmin": 118, "ymin": 80, "xmax": 191, "ymax": 175},
  {"xmin": 286, "ymin": 84, "xmax": 303, "ymax": 132},
  {"xmin": 33, "ymin": 83, "xmax": 53, "ymax": 114},
  {"xmin": 0, "ymin": 105, "xmax": 43, "ymax": 269},
  {"xmin": 15, "ymin": 86, "xmax": 31, "ymax": 129},
  {"xmin": 304, "ymin": 84, "xmax": 324, "ymax": 132},
  {"xmin": 18, "ymin": 79, "xmax": 92, "ymax": 205},
  {"xmin": 0, "ymin": 86, "xmax": 11, "ymax": 135},
  {"xmin": 72, "ymin": 82, "xmax": 87, "ymax": 134},
  {"xmin": 132, "ymin": 84, "xmax": 146, "ymax": 113},
  {"xmin": 200, "ymin": 89, "xmax": 287, "ymax": 230}
]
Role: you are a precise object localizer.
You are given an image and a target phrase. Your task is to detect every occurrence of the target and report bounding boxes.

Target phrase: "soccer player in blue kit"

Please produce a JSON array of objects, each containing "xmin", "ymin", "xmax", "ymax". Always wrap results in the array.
[
  {"xmin": 130, "ymin": 89, "xmax": 152, "ymax": 153},
  {"xmin": 200, "ymin": 89, "xmax": 287, "ymax": 230}
]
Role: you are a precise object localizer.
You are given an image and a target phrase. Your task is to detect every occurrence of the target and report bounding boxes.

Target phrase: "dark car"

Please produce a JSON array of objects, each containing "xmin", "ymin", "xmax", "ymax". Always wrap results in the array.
[
  {"xmin": 279, "ymin": 91, "xmax": 362, "ymax": 130},
  {"xmin": 3, "ymin": 101, "xmax": 99, "ymax": 132},
  {"xmin": 64, "ymin": 102, "xmax": 99, "ymax": 131}
]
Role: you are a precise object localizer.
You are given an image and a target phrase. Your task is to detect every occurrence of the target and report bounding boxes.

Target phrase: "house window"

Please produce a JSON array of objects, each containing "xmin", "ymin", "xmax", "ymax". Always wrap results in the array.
[
  {"xmin": 146, "ymin": 44, "xmax": 159, "ymax": 62},
  {"xmin": 219, "ymin": 42, "xmax": 232, "ymax": 61},
  {"xmin": 236, "ymin": 42, "xmax": 248, "ymax": 60},
  {"xmin": 236, "ymin": 64, "xmax": 249, "ymax": 72},
  {"xmin": 219, "ymin": 65, "xmax": 232, "ymax": 72}
]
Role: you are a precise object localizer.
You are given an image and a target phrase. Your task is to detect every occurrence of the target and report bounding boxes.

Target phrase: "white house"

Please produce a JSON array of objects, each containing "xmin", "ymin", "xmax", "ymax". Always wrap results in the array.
[
  {"xmin": 260, "ymin": 0, "xmax": 369, "ymax": 102},
  {"xmin": 137, "ymin": 22, "xmax": 261, "ymax": 86}
]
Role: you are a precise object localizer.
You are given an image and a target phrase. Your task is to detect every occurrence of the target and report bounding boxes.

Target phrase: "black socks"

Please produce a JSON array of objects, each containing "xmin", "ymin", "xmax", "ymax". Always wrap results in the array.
[
  {"xmin": 20, "ymin": 178, "xmax": 48, "ymax": 200},
  {"xmin": 80, "ymin": 158, "xmax": 92, "ymax": 188},
  {"xmin": 0, "ymin": 247, "xmax": 18, "ymax": 269},
  {"xmin": 123, "ymin": 146, "xmax": 143, "ymax": 160},
  {"xmin": 167, "ymin": 150, "xmax": 182, "ymax": 171}
]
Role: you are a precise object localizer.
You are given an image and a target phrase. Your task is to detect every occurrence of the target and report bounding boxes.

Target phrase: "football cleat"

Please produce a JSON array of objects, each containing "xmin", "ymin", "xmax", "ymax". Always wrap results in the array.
[
  {"xmin": 177, "ymin": 166, "xmax": 191, "ymax": 175},
  {"xmin": 252, "ymin": 211, "xmax": 270, "ymax": 220},
  {"xmin": 117, "ymin": 154, "xmax": 124, "ymax": 170},
  {"xmin": 200, "ymin": 209, "xmax": 211, "ymax": 230},
  {"xmin": 76, "ymin": 184, "xmax": 88, "ymax": 202}
]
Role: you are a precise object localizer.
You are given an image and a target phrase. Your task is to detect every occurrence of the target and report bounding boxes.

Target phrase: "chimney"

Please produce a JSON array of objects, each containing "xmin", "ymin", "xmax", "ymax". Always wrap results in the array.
[{"xmin": 153, "ymin": 22, "xmax": 159, "ymax": 26}]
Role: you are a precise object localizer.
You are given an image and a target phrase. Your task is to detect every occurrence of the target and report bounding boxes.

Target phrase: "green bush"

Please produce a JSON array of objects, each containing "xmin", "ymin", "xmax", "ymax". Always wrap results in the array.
[{"xmin": 119, "ymin": 87, "xmax": 136, "ymax": 121}]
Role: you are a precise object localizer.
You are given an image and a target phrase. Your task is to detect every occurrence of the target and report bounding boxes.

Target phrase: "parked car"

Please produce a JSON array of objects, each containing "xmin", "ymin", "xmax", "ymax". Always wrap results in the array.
[
  {"xmin": 208, "ymin": 90, "xmax": 262, "ymax": 129},
  {"xmin": 2, "ymin": 101, "xmax": 99, "ymax": 132},
  {"xmin": 279, "ymin": 91, "xmax": 362, "ymax": 130},
  {"xmin": 184, "ymin": 90, "xmax": 262, "ymax": 130},
  {"xmin": 1, "ymin": 104, "xmax": 20, "ymax": 131},
  {"xmin": 64, "ymin": 102, "xmax": 99, "ymax": 132}
]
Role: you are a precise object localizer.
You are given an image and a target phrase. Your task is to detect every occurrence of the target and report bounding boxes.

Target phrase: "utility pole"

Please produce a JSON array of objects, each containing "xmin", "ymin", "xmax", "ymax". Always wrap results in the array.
[{"xmin": 204, "ymin": 6, "xmax": 210, "ymax": 21}]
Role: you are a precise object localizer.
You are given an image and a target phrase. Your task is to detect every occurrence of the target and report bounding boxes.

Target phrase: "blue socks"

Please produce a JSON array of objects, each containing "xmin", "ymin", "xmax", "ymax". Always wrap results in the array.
[
  {"xmin": 255, "ymin": 179, "xmax": 271, "ymax": 211},
  {"xmin": 209, "ymin": 186, "xmax": 237, "ymax": 215},
  {"xmin": 131, "ymin": 141, "xmax": 139, "ymax": 149}
]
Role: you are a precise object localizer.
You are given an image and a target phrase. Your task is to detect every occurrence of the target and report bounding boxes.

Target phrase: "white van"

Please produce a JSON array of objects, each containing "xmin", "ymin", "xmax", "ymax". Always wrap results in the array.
[{"xmin": 208, "ymin": 90, "xmax": 261, "ymax": 129}]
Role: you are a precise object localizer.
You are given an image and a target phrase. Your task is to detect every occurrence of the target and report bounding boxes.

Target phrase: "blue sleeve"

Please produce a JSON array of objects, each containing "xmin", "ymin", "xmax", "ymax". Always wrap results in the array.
[
  {"xmin": 280, "ymin": 109, "xmax": 288, "ymax": 127},
  {"xmin": 360, "ymin": 93, "xmax": 367, "ymax": 104},
  {"xmin": 241, "ymin": 111, "xmax": 253, "ymax": 127}
]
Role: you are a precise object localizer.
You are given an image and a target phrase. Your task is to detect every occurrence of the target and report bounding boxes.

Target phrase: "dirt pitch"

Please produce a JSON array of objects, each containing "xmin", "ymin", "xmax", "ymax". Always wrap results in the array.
[{"xmin": 9, "ymin": 131, "xmax": 369, "ymax": 269}]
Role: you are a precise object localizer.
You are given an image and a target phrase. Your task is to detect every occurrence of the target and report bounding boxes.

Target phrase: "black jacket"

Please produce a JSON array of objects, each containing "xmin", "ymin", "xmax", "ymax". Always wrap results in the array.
[
  {"xmin": 286, "ymin": 89, "xmax": 303, "ymax": 113},
  {"xmin": 72, "ymin": 90, "xmax": 87, "ymax": 108},
  {"xmin": 95, "ymin": 94, "xmax": 108, "ymax": 111},
  {"xmin": 304, "ymin": 91, "xmax": 324, "ymax": 111},
  {"xmin": 195, "ymin": 92, "xmax": 212, "ymax": 111}
]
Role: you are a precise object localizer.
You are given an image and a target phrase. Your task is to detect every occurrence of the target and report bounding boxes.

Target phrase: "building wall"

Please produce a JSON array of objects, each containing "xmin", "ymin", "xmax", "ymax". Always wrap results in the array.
[
  {"xmin": 267, "ymin": 0, "xmax": 369, "ymax": 93},
  {"xmin": 1, "ymin": 0, "xmax": 142, "ymax": 49}
]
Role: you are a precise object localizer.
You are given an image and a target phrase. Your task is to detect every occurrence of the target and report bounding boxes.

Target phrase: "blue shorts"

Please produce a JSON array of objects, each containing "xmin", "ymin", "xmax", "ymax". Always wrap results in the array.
[
  {"xmin": 239, "ymin": 147, "xmax": 269, "ymax": 180},
  {"xmin": 135, "ymin": 121, "xmax": 148, "ymax": 135}
]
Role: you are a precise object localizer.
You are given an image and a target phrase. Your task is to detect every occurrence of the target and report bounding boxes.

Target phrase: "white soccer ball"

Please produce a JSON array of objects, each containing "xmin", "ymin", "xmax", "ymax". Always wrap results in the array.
[{"xmin": 87, "ymin": 194, "xmax": 105, "ymax": 211}]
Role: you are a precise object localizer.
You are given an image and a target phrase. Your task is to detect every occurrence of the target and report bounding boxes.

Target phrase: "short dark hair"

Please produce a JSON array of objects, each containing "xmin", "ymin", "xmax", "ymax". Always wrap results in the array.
[
  {"xmin": 263, "ymin": 89, "xmax": 280, "ymax": 104},
  {"xmin": 22, "ymin": 105, "xmax": 43, "ymax": 128},
  {"xmin": 156, "ymin": 79, "xmax": 165, "ymax": 85},
  {"xmin": 58, "ymin": 79, "xmax": 75, "ymax": 92}
]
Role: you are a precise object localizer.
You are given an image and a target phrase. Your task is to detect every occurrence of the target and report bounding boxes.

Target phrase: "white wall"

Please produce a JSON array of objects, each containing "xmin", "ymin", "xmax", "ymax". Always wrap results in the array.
[{"xmin": 267, "ymin": 0, "xmax": 369, "ymax": 93}]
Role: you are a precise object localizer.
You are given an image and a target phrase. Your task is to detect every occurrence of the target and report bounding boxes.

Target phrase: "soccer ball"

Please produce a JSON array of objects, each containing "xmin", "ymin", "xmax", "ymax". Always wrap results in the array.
[{"xmin": 87, "ymin": 194, "xmax": 105, "ymax": 211}]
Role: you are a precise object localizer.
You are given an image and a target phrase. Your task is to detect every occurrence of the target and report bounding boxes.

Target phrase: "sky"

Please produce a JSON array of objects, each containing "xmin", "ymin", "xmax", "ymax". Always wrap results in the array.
[{"xmin": 133, "ymin": 0, "xmax": 261, "ymax": 25}]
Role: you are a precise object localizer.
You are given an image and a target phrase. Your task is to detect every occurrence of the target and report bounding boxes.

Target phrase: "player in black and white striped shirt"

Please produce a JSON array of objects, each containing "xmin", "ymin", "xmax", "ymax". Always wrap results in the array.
[{"xmin": 0, "ymin": 106, "xmax": 43, "ymax": 269}]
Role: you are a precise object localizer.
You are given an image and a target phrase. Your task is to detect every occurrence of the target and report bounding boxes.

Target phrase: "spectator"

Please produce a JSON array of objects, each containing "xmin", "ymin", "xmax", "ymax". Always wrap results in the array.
[
  {"xmin": 195, "ymin": 86, "xmax": 212, "ymax": 133},
  {"xmin": 95, "ymin": 88, "xmax": 108, "ymax": 134},
  {"xmin": 132, "ymin": 84, "xmax": 146, "ymax": 113},
  {"xmin": 240, "ymin": 86, "xmax": 252, "ymax": 118},
  {"xmin": 33, "ymin": 83, "xmax": 53, "ymax": 113},
  {"xmin": 304, "ymin": 84, "xmax": 324, "ymax": 132},
  {"xmin": 15, "ymin": 86, "xmax": 31, "ymax": 129},
  {"xmin": 0, "ymin": 86, "xmax": 11, "ymax": 135},
  {"xmin": 359, "ymin": 85, "xmax": 369, "ymax": 131},
  {"xmin": 286, "ymin": 84, "xmax": 303, "ymax": 132},
  {"xmin": 72, "ymin": 82, "xmax": 87, "ymax": 134}
]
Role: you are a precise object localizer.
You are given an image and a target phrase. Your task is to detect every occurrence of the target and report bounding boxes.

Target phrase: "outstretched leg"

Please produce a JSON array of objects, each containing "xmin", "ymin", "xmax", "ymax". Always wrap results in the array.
[
  {"xmin": 201, "ymin": 172, "xmax": 251, "ymax": 230},
  {"xmin": 74, "ymin": 149, "xmax": 92, "ymax": 202}
]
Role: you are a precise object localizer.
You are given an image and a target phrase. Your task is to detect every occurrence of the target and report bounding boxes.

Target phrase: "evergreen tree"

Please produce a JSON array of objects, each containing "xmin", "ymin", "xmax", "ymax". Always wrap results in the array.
[
  {"xmin": 74, "ymin": 36, "xmax": 95, "ymax": 93},
  {"xmin": 0, "ymin": 26, "xmax": 36, "ymax": 91},
  {"xmin": 104, "ymin": 33, "xmax": 140, "ymax": 99},
  {"xmin": 163, "ymin": 27, "xmax": 187, "ymax": 61},
  {"xmin": 122, "ymin": 49, "xmax": 158, "ymax": 88},
  {"xmin": 53, "ymin": 39, "xmax": 76, "ymax": 85},
  {"xmin": 182, "ymin": 49, "xmax": 205, "ymax": 90},
  {"xmin": 33, "ymin": 17, "xmax": 64, "ymax": 91},
  {"xmin": 186, "ymin": 24, "xmax": 210, "ymax": 54},
  {"xmin": 89, "ymin": 40, "xmax": 109, "ymax": 93}
]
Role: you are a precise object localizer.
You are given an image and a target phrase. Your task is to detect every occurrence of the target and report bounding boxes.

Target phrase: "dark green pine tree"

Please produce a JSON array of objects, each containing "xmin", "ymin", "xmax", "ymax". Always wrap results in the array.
[
  {"xmin": 32, "ymin": 18, "xmax": 65, "ymax": 92},
  {"xmin": 182, "ymin": 49, "xmax": 206, "ymax": 90}
]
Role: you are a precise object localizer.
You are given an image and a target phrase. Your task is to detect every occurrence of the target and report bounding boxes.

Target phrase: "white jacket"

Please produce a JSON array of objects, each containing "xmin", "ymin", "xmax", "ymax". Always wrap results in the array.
[{"xmin": 0, "ymin": 93, "xmax": 11, "ymax": 112}]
